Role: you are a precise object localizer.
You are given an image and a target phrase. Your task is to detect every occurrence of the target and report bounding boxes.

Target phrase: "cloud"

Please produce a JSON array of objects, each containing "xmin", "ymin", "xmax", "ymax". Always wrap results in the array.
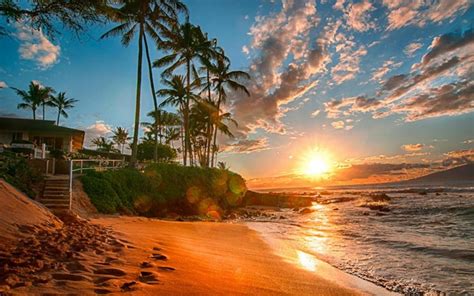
[
  {"xmin": 83, "ymin": 121, "xmax": 112, "ymax": 147},
  {"xmin": 333, "ymin": 162, "xmax": 430, "ymax": 182},
  {"xmin": 331, "ymin": 44, "xmax": 367, "ymax": 84},
  {"xmin": 401, "ymin": 143, "xmax": 433, "ymax": 152},
  {"xmin": 384, "ymin": 0, "xmax": 471, "ymax": 30},
  {"xmin": 232, "ymin": 0, "xmax": 324, "ymax": 135},
  {"xmin": 345, "ymin": 0, "xmax": 375, "ymax": 32},
  {"xmin": 331, "ymin": 120, "xmax": 345, "ymax": 129},
  {"xmin": 404, "ymin": 42, "xmax": 423, "ymax": 56},
  {"xmin": 443, "ymin": 149, "xmax": 474, "ymax": 165},
  {"xmin": 421, "ymin": 29, "xmax": 474, "ymax": 66},
  {"xmin": 242, "ymin": 45, "xmax": 249, "ymax": 55},
  {"xmin": 221, "ymin": 138, "xmax": 270, "ymax": 154},
  {"xmin": 15, "ymin": 23, "xmax": 60, "ymax": 69},
  {"xmin": 370, "ymin": 59, "xmax": 403, "ymax": 82},
  {"xmin": 463, "ymin": 139, "xmax": 474, "ymax": 144},
  {"xmin": 311, "ymin": 109, "xmax": 320, "ymax": 117},
  {"xmin": 0, "ymin": 81, "xmax": 7, "ymax": 88}
]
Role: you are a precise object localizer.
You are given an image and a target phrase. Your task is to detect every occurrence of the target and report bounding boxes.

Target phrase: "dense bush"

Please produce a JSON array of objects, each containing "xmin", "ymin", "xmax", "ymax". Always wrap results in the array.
[
  {"xmin": 0, "ymin": 152, "xmax": 44, "ymax": 198},
  {"xmin": 137, "ymin": 142, "xmax": 177, "ymax": 162},
  {"xmin": 81, "ymin": 163, "xmax": 247, "ymax": 218}
]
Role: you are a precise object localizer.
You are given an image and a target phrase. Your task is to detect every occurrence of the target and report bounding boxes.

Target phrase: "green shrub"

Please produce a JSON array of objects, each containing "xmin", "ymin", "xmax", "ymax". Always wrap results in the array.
[
  {"xmin": 81, "ymin": 172, "xmax": 122, "ymax": 214},
  {"xmin": 0, "ymin": 151, "xmax": 43, "ymax": 198},
  {"xmin": 80, "ymin": 164, "xmax": 247, "ymax": 218}
]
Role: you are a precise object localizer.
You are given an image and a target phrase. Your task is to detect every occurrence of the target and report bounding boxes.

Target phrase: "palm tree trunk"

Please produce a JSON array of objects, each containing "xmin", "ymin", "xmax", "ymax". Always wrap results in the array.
[
  {"xmin": 33, "ymin": 108, "xmax": 36, "ymax": 120},
  {"xmin": 143, "ymin": 34, "xmax": 159, "ymax": 163},
  {"xmin": 56, "ymin": 108, "xmax": 61, "ymax": 125},
  {"xmin": 205, "ymin": 69, "xmax": 212, "ymax": 167},
  {"xmin": 130, "ymin": 24, "xmax": 144, "ymax": 167},
  {"xmin": 185, "ymin": 59, "xmax": 192, "ymax": 166},
  {"xmin": 211, "ymin": 91, "xmax": 222, "ymax": 167},
  {"xmin": 42, "ymin": 103, "xmax": 45, "ymax": 120}
]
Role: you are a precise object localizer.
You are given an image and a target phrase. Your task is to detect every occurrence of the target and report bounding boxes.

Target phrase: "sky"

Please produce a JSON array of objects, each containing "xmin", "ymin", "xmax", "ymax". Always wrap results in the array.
[{"xmin": 0, "ymin": 0, "xmax": 473, "ymax": 187}]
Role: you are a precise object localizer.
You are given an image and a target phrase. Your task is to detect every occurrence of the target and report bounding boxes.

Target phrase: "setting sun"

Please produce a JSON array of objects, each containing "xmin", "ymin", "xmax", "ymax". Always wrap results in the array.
[{"xmin": 299, "ymin": 149, "xmax": 333, "ymax": 177}]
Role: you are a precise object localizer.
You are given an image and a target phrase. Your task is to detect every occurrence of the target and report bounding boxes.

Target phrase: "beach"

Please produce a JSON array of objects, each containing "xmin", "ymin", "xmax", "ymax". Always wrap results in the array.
[{"xmin": 91, "ymin": 216, "xmax": 374, "ymax": 295}]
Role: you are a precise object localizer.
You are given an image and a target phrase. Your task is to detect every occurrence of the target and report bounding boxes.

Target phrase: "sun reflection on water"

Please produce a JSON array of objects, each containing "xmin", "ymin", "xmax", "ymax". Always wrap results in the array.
[{"xmin": 297, "ymin": 250, "xmax": 318, "ymax": 272}]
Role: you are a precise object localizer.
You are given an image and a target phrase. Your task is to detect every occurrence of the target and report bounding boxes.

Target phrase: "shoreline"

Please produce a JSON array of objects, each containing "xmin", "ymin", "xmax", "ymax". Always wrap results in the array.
[
  {"xmin": 92, "ymin": 216, "xmax": 370, "ymax": 295},
  {"xmin": 246, "ymin": 221, "xmax": 399, "ymax": 296}
]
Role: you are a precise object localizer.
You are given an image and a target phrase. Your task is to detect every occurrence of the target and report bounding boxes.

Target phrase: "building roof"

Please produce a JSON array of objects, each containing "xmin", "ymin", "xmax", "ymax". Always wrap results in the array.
[{"xmin": 0, "ymin": 117, "xmax": 84, "ymax": 135}]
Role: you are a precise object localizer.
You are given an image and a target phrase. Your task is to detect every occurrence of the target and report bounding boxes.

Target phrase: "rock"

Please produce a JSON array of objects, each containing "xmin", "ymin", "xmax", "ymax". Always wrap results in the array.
[
  {"xmin": 299, "ymin": 208, "xmax": 315, "ymax": 214},
  {"xmin": 292, "ymin": 207, "xmax": 300, "ymax": 212},
  {"xmin": 279, "ymin": 216, "xmax": 286, "ymax": 219},
  {"xmin": 121, "ymin": 281, "xmax": 137, "ymax": 291}
]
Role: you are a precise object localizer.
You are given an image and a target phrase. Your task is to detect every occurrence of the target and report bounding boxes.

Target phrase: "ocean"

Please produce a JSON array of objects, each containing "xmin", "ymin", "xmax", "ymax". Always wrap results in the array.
[{"xmin": 246, "ymin": 185, "xmax": 474, "ymax": 295}]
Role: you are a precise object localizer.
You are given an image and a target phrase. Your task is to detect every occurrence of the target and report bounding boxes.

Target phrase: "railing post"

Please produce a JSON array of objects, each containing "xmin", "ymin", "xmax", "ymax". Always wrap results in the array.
[
  {"xmin": 80, "ymin": 160, "xmax": 83, "ymax": 174},
  {"xmin": 69, "ymin": 160, "xmax": 73, "ymax": 211}
]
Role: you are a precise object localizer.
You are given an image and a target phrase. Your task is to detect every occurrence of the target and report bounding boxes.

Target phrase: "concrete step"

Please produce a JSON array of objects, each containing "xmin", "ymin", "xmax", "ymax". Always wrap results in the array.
[
  {"xmin": 44, "ymin": 185, "xmax": 69, "ymax": 189},
  {"xmin": 43, "ymin": 191, "xmax": 69, "ymax": 195},
  {"xmin": 42, "ymin": 195, "xmax": 69, "ymax": 200},
  {"xmin": 41, "ymin": 199, "xmax": 69, "ymax": 203}
]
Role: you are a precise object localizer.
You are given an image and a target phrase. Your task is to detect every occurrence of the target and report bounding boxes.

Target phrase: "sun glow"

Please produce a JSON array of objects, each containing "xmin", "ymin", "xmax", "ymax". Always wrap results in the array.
[{"xmin": 299, "ymin": 149, "xmax": 333, "ymax": 177}]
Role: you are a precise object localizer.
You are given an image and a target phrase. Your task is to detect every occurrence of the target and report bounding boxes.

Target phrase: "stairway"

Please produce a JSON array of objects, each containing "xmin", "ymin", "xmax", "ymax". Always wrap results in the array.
[{"xmin": 39, "ymin": 176, "xmax": 71, "ymax": 211}]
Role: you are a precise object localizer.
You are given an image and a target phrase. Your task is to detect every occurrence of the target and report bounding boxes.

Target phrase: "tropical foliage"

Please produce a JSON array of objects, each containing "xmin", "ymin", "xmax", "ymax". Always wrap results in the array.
[{"xmin": 50, "ymin": 92, "xmax": 78, "ymax": 125}]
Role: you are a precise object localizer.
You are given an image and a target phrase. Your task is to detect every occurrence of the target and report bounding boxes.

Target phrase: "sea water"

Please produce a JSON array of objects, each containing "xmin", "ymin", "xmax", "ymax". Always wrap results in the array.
[{"xmin": 246, "ymin": 186, "xmax": 474, "ymax": 295}]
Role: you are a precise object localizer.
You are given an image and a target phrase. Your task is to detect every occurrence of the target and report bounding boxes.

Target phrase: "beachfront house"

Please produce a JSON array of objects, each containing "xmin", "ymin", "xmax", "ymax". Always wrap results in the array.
[{"xmin": 0, "ymin": 117, "xmax": 84, "ymax": 158}]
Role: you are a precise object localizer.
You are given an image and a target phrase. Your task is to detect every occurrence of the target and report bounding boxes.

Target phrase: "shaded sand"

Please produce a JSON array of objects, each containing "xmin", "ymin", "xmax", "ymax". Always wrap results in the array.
[
  {"xmin": 92, "ymin": 216, "xmax": 367, "ymax": 295},
  {"xmin": 0, "ymin": 179, "xmax": 62, "ymax": 246}
]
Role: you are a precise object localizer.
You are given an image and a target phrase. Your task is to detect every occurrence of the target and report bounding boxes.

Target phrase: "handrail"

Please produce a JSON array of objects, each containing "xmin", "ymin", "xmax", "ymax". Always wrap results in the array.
[{"xmin": 68, "ymin": 159, "xmax": 126, "ymax": 210}]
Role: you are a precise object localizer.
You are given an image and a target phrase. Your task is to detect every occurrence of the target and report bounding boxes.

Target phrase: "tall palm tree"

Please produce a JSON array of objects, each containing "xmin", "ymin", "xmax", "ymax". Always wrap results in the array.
[
  {"xmin": 208, "ymin": 57, "xmax": 250, "ymax": 166},
  {"xmin": 101, "ymin": 0, "xmax": 187, "ymax": 166},
  {"xmin": 154, "ymin": 21, "xmax": 218, "ymax": 166},
  {"xmin": 112, "ymin": 127, "xmax": 129, "ymax": 154},
  {"xmin": 50, "ymin": 92, "xmax": 78, "ymax": 125},
  {"xmin": 157, "ymin": 75, "xmax": 198, "ymax": 164},
  {"xmin": 12, "ymin": 81, "xmax": 54, "ymax": 120}
]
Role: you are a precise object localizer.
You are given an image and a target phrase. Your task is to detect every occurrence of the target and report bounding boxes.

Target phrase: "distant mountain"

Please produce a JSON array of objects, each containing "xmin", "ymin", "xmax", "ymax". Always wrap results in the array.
[{"xmin": 399, "ymin": 164, "xmax": 474, "ymax": 186}]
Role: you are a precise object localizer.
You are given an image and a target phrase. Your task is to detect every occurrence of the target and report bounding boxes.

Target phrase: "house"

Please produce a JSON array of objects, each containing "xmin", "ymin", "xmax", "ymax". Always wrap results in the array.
[{"xmin": 0, "ymin": 117, "xmax": 84, "ymax": 155}]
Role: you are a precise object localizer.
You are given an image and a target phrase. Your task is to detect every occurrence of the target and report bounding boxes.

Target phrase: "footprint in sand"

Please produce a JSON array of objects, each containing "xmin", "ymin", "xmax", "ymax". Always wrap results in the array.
[
  {"xmin": 94, "ymin": 288, "xmax": 113, "ymax": 294},
  {"xmin": 140, "ymin": 261, "xmax": 154, "ymax": 268},
  {"xmin": 121, "ymin": 281, "xmax": 137, "ymax": 291},
  {"xmin": 151, "ymin": 253, "xmax": 167, "ymax": 261},
  {"xmin": 52, "ymin": 273, "xmax": 91, "ymax": 281},
  {"xmin": 138, "ymin": 271, "xmax": 159, "ymax": 284},
  {"xmin": 94, "ymin": 268, "xmax": 127, "ymax": 277},
  {"xmin": 158, "ymin": 266, "xmax": 175, "ymax": 271}
]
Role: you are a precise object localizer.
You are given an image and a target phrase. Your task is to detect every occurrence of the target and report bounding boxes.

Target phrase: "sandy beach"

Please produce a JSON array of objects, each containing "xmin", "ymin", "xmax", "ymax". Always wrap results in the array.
[{"xmin": 92, "ymin": 216, "xmax": 366, "ymax": 295}]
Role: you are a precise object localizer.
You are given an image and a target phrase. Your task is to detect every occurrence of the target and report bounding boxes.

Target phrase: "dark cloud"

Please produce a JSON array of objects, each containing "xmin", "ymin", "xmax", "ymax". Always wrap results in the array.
[
  {"xmin": 421, "ymin": 29, "xmax": 474, "ymax": 66},
  {"xmin": 334, "ymin": 163, "xmax": 430, "ymax": 181}
]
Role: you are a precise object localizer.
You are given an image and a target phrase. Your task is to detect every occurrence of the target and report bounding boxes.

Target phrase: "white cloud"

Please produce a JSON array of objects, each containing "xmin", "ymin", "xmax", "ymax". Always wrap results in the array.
[
  {"xmin": 242, "ymin": 45, "xmax": 250, "ymax": 55},
  {"xmin": 331, "ymin": 120, "xmax": 345, "ymax": 129},
  {"xmin": 0, "ymin": 81, "xmax": 7, "ymax": 88},
  {"xmin": 370, "ymin": 59, "xmax": 403, "ymax": 82},
  {"xmin": 311, "ymin": 109, "xmax": 320, "ymax": 117},
  {"xmin": 404, "ymin": 42, "xmax": 423, "ymax": 56},
  {"xmin": 84, "ymin": 121, "xmax": 112, "ymax": 147},
  {"xmin": 15, "ymin": 23, "xmax": 60, "ymax": 69}
]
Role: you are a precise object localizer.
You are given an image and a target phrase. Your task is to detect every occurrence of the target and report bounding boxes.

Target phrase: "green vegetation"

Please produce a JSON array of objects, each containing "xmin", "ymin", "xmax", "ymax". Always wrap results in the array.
[
  {"xmin": 81, "ymin": 164, "xmax": 247, "ymax": 218},
  {"xmin": 0, "ymin": 152, "xmax": 43, "ymax": 198}
]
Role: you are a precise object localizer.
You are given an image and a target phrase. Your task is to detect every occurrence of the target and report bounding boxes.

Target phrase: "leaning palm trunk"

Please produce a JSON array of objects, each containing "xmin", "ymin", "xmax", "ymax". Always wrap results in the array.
[
  {"xmin": 130, "ymin": 24, "xmax": 144, "ymax": 167},
  {"xmin": 205, "ymin": 69, "xmax": 213, "ymax": 167},
  {"xmin": 42, "ymin": 103, "xmax": 46, "ymax": 120},
  {"xmin": 143, "ymin": 34, "xmax": 159, "ymax": 163},
  {"xmin": 211, "ymin": 92, "xmax": 222, "ymax": 167}
]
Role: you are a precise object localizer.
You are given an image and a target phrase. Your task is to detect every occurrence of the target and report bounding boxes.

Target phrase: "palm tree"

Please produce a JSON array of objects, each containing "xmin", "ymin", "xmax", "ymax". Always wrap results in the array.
[
  {"xmin": 154, "ymin": 21, "xmax": 218, "ymax": 166},
  {"xmin": 50, "ymin": 92, "xmax": 78, "ymax": 125},
  {"xmin": 157, "ymin": 75, "xmax": 198, "ymax": 164},
  {"xmin": 208, "ymin": 57, "xmax": 250, "ymax": 166},
  {"xmin": 101, "ymin": 0, "xmax": 187, "ymax": 166},
  {"xmin": 92, "ymin": 136, "xmax": 117, "ymax": 153},
  {"xmin": 112, "ymin": 127, "xmax": 129, "ymax": 154},
  {"xmin": 12, "ymin": 81, "xmax": 54, "ymax": 120},
  {"xmin": 142, "ymin": 109, "xmax": 180, "ymax": 161}
]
